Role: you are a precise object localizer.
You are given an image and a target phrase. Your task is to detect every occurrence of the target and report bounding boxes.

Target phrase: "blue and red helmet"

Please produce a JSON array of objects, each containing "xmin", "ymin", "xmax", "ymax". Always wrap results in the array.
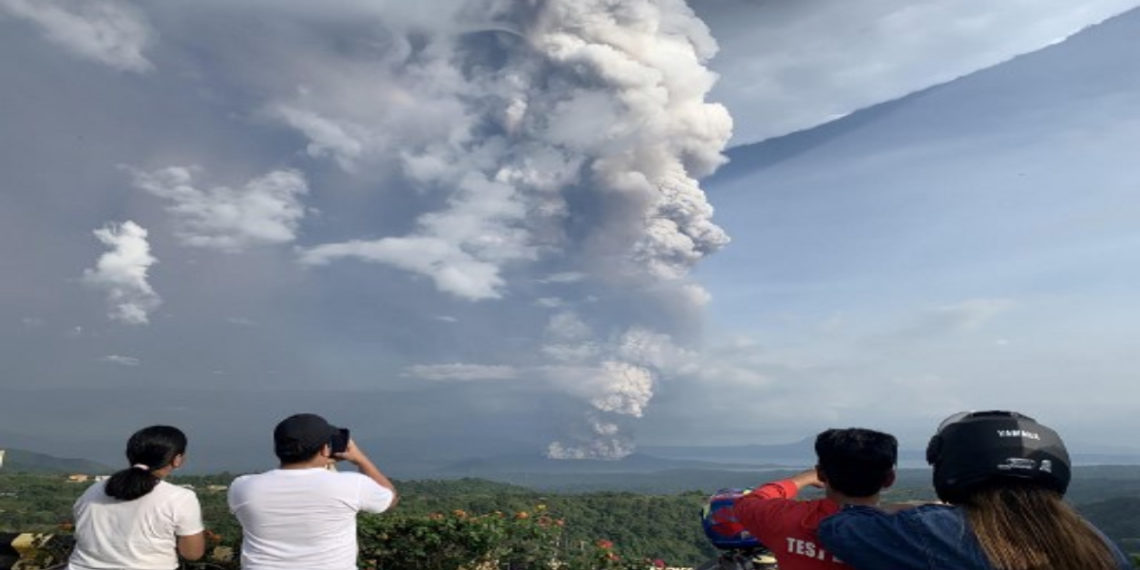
[{"xmin": 701, "ymin": 489, "xmax": 765, "ymax": 550}]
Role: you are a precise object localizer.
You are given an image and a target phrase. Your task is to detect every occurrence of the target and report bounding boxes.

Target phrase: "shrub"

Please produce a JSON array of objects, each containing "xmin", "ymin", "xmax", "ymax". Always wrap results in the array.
[{"xmin": 358, "ymin": 508, "xmax": 562, "ymax": 570}]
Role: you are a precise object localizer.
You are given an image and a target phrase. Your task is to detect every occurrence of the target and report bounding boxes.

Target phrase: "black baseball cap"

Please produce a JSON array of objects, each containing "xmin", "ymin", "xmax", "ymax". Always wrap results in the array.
[{"xmin": 274, "ymin": 413, "xmax": 339, "ymax": 457}]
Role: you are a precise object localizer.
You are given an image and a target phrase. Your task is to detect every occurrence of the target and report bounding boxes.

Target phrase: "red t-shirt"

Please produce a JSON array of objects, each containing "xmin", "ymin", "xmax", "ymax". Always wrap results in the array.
[{"xmin": 733, "ymin": 479, "xmax": 847, "ymax": 570}]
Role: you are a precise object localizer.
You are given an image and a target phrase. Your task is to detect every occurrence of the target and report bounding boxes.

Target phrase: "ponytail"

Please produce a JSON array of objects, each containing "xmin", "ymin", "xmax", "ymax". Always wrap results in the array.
[
  {"xmin": 105, "ymin": 464, "xmax": 159, "ymax": 501},
  {"xmin": 104, "ymin": 426, "xmax": 187, "ymax": 501}
]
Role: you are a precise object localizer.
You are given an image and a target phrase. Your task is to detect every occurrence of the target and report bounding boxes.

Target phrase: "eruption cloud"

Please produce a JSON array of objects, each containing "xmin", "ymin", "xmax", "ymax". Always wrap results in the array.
[{"xmin": 286, "ymin": 0, "xmax": 732, "ymax": 458}]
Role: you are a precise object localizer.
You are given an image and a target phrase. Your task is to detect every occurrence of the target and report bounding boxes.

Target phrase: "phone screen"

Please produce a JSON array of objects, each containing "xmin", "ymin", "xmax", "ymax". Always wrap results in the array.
[{"xmin": 331, "ymin": 428, "xmax": 350, "ymax": 454}]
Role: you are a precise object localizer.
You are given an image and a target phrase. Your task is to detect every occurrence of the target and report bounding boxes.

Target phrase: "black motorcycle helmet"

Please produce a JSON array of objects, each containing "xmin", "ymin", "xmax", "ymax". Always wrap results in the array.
[{"xmin": 925, "ymin": 410, "xmax": 1071, "ymax": 504}]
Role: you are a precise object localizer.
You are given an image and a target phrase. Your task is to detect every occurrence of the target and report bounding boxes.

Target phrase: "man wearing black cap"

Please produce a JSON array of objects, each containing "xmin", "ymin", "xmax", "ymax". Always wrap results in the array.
[{"xmin": 228, "ymin": 413, "xmax": 398, "ymax": 570}]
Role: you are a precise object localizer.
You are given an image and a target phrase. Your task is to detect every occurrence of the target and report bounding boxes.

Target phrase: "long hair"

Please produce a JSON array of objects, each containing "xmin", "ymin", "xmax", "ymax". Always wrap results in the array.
[
  {"xmin": 962, "ymin": 483, "xmax": 1118, "ymax": 570},
  {"xmin": 104, "ymin": 425, "xmax": 187, "ymax": 501}
]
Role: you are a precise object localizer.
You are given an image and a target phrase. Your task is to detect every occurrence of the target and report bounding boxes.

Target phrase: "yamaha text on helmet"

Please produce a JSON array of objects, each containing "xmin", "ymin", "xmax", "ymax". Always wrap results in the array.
[{"xmin": 925, "ymin": 410, "xmax": 1070, "ymax": 504}]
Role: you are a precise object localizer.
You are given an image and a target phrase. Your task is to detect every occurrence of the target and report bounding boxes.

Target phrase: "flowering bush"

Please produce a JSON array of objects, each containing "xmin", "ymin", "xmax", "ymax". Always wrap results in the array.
[
  {"xmin": 32, "ymin": 507, "xmax": 670, "ymax": 570},
  {"xmin": 356, "ymin": 507, "xmax": 666, "ymax": 570},
  {"xmin": 558, "ymin": 536, "xmax": 668, "ymax": 570},
  {"xmin": 358, "ymin": 507, "xmax": 562, "ymax": 570},
  {"xmin": 18, "ymin": 517, "xmax": 668, "ymax": 570}
]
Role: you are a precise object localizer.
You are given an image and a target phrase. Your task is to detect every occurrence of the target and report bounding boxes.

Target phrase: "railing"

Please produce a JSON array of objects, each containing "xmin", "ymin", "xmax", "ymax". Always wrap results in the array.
[
  {"xmin": 0, "ymin": 533, "xmax": 72, "ymax": 570},
  {"xmin": 0, "ymin": 534, "xmax": 237, "ymax": 570}
]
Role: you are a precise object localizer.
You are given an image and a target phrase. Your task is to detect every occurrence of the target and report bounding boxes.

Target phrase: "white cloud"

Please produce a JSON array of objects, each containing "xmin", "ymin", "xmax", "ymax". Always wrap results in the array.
[
  {"xmin": 638, "ymin": 296, "xmax": 1036, "ymax": 443},
  {"xmin": 404, "ymin": 363, "xmax": 520, "ymax": 382},
  {"xmin": 701, "ymin": 0, "xmax": 1140, "ymax": 144},
  {"xmin": 299, "ymin": 236, "xmax": 508, "ymax": 301},
  {"xmin": 82, "ymin": 221, "xmax": 161, "ymax": 325},
  {"xmin": 268, "ymin": 105, "xmax": 365, "ymax": 170},
  {"xmin": 892, "ymin": 298, "xmax": 1014, "ymax": 339},
  {"xmin": 0, "ymin": 0, "xmax": 152, "ymax": 72},
  {"xmin": 928, "ymin": 298, "xmax": 1014, "ymax": 331},
  {"xmin": 541, "ymin": 343, "xmax": 601, "ymax": 363},
  {"xmin": 130, "ymin": 167, "xmax": 309, "ymax": 252},
  {"xmin": 102, "ymin": 354, "xmax": 140, "ymax": 366},
  {"xmin": 545, "ymin": 312, "xmax": 593, "ymax": 342},
  {"xmin": 538, "ymin": 272, "xmax": 586, "ymax": 284}
]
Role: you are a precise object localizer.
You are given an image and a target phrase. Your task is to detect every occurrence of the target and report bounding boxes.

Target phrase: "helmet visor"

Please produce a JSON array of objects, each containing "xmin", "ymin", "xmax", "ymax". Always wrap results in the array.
[{"xmin": 935, "ymin": 410, "xmax": 974, "ymax": 434}]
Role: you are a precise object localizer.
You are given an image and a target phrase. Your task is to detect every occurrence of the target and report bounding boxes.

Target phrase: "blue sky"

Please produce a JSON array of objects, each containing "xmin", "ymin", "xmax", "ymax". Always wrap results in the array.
[
  {"xmin": 667, "ymin": 7, "xmax": 1140, "ymax": 448},
  {"xmin": 1, "ymin": 0, "xmax": 1138, "ymax": 471}
]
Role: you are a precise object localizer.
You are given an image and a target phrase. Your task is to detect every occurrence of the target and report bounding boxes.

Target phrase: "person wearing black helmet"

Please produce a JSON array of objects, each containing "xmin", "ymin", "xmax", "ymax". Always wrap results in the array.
[{"xmin": 818, "ymin": 410, "xmax": 1132, "ymax": 570}]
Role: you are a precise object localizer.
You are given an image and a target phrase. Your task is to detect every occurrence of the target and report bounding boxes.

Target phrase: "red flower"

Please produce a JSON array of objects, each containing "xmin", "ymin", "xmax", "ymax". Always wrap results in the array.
[{"xmin": 596, "ymin": 539, "xmax": 614, "ymax": 550}]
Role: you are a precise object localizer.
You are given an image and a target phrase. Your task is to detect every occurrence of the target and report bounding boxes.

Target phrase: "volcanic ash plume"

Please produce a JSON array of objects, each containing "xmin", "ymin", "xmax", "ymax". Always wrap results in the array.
[
  {"xmin": 541, "ymin": 321, "xmax": 700, "ymax": 459},
  {"xmin": 296, "ymin": 0, "xmax": 731, "ymax": 294},
  {"xmin": 284, "ymin": 0, "xmax": 732, "ymax": 458}
]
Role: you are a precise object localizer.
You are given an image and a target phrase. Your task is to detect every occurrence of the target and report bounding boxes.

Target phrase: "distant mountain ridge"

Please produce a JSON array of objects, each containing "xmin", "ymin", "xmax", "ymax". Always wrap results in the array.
[
  {"xmin": 641, "ymin": 438, "xmax": 816, "ymax": 465},
  {"xmin": 642, "ymin": 440, "xmax": 1140, "ymax": 467},
  {"xmin": 434, "ymin": 452, "xmax": 779, "ymax": 477},
  {"xmin": 0, "ymin": 448, "xmax": 114, "ymax": 474}
]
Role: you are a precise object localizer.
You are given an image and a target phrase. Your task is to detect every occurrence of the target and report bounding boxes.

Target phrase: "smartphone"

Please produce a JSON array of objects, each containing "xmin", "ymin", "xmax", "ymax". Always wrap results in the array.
[{"xmin": 330, "ymin": 427, "xmax": 350, "ymax": 455}]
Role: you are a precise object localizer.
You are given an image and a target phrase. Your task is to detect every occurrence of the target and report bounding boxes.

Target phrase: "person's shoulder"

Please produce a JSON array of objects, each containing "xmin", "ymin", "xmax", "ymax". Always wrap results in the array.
[
  {"xmin": 332, "ymin": 471, "xmax": 391, "ymax": 496},
  {"xmin": 76, "ymin": 479, "xmax": 108, "ymax": 502},
  {"xmin": 155, "ymin": 480, "xmax": 198, "ymax": 499},
  {"xmin": 902, "ymin": 503, "xmax": 959, "ymax": 519},
  {"xmin": 230, "ymin": 472, "xmax": 257, "ymax": 484},
  {"xmin": 329, "ymin": 470, "xmax": 376, "ymax": 485},
  {"xmin": 333, "ymin": 470, "xmax": 370, "ymax": 479},
  {"xmin": 146, "ymin": 481, "xmax": 200, "ymax": 513},
  {"xmin": 884, "ymin": 503, "xmax": 966, "ymax": 532},
  {"xmin": 831, "ymin": 503, "xmax": 958, "ymax": 521},
  {"xmin": 230, "ymin": 471, "xmax": 286, "ymax": 494}
]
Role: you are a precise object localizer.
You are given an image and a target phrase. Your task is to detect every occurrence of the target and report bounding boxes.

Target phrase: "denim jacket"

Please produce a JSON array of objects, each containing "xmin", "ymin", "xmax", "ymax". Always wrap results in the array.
[{"xmin": 818, "ymin": 504, "xmax": 1133, "ymax": 570}]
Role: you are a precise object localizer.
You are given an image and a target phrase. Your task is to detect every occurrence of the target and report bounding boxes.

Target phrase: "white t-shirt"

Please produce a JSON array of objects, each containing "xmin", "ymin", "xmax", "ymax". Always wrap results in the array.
[
  {"xmin": 68, "ymin": 480, "xmax": 204, "ymax": 570},
  {"xmin": 227, "ymin": 468, "xmax": 395, "ymax": 570}
]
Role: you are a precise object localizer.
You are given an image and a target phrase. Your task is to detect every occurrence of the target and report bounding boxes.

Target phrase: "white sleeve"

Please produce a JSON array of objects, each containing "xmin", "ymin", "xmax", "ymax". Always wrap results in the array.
[
  {"xmin": 355, "ymin": 474, "xmax": 395, "ymax": 514},
  {"xmin": 226, "ymin": 479, "xmax": 241, "ymax": 514},
  {"xmin": 173, "ymin": 490, "xmax": 205, "ymax": 536}
]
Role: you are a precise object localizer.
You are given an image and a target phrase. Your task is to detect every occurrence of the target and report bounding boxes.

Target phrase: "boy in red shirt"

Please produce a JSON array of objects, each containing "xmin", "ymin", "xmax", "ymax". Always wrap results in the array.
[{"xmin": 733, "ymin": 428, "xmax": 897, "ymax": 570}]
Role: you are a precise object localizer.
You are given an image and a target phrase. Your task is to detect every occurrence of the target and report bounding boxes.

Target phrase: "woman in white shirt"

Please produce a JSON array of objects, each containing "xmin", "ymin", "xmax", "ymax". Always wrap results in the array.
[{"xmin": 68, "ymin": 425, "xmax": 206, "ymax": 570}]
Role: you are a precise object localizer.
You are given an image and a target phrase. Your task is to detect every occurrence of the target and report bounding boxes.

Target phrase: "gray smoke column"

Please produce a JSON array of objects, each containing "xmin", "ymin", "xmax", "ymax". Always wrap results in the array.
[{"xmin": 291, "ymin": 0, "xmax": 732, "ymax": 458}]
